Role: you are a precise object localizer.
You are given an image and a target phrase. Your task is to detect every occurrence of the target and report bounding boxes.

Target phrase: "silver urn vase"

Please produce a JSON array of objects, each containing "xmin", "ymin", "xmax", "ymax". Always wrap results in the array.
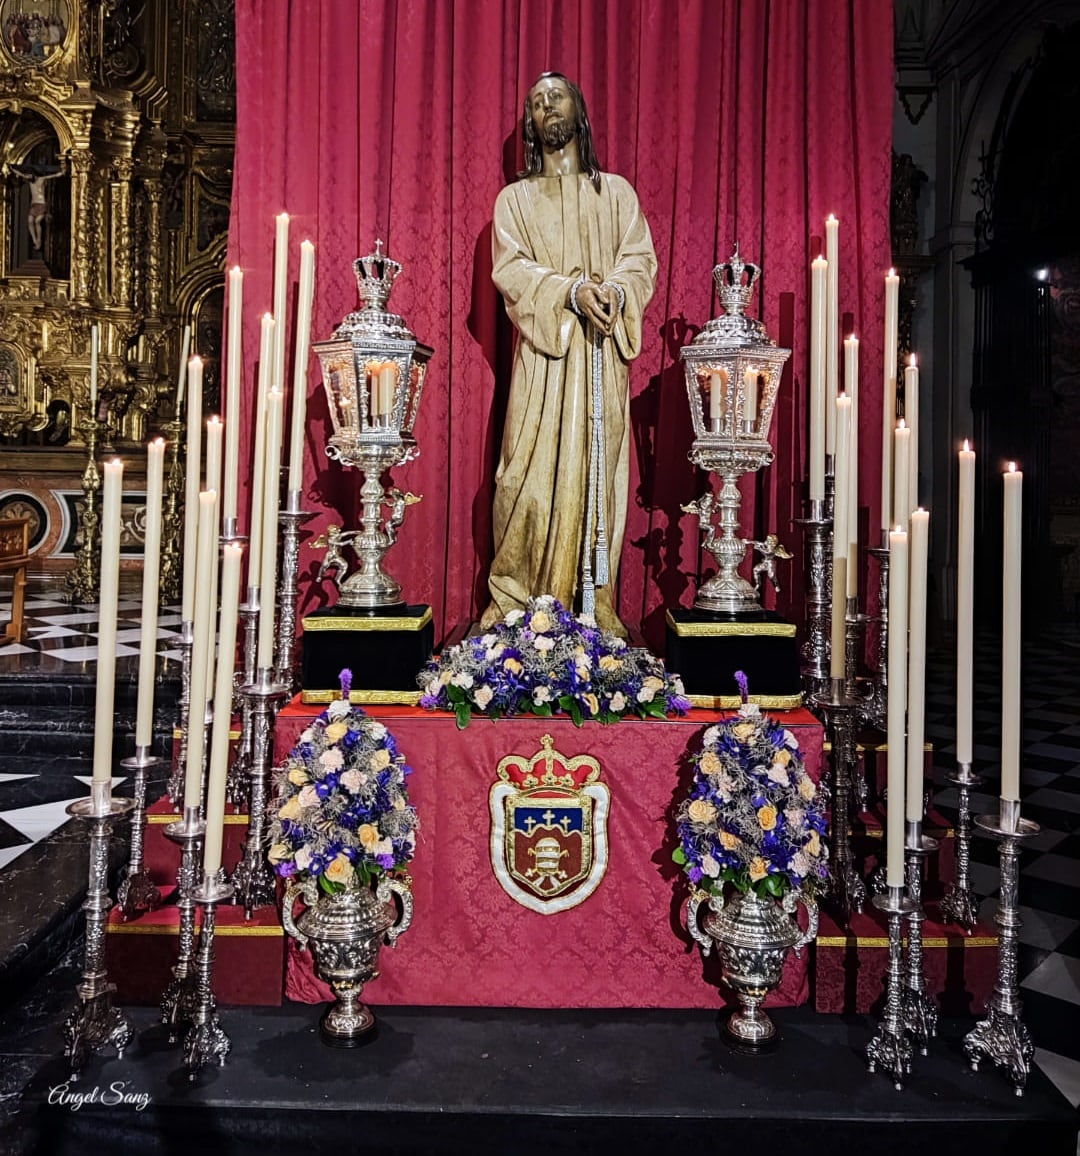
[
  {"xmin": 688, "ymin": 886, "xmax": 817, "ymax": 1048},
  {"xmin": 283, "ymin": 875, "xmax": 413, "ymax": 1046}
]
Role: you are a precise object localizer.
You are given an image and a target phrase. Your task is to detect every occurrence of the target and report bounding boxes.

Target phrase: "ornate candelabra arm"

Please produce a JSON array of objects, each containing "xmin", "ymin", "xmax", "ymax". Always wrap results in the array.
[
  {"xmin": 963, "ymin": 801, "xmax": 1039, "ymax": 1095},
  {"xmin": 795, "ymin": 496, "xmax": 833, "ymax": 701},
  {"xmin": 227, "ymin": 591, "xmax": 261, "ymax": 807},
  {"xmin": 63, "ymin": 795, "xmax": 136, "ymax": 1080},
  {"xmin": 183, "ymin": 874, "xmax": 234, "ymax": 1078},
  {"xmin": 814, "ymin": 686, "xmax": 867, "ymax": 924},
  {"xmin": 231, "ymin": 668, "xmax": 288, "ymax": 916},
  {"xmin": 159, "ymin": 418, "xmax": 186, "ymax": 606},
  {"xmin": 274, "ymin": 495, "xmax": 317, "ymax": 691},
  {"xmin": 866, "ymin": 884, "xmax": 918, "ymax": 1090},
  {"xmin": 939, "ymin": 762, "xmax": 983, "ymax": 931},
  {"xmin": 902, "ymin": 821, "xmax": 940, "ymax": 1053},
  {"xmin": 160, "ymin": 807, "xmax": 206, "ymax": 1042},
  {"xmin": 68, "ymin": 419, "xmax": 103, "ymax": 605},
  {"xmin": 117, "ymin": 747, "xmax": 164, "ymax": 919}
]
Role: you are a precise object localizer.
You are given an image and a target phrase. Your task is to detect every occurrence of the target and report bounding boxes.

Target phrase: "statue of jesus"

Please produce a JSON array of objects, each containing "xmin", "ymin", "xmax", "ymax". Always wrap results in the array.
[{"xmin": 480, "ymin": 72, "xmax": 657, "ymax": 638}]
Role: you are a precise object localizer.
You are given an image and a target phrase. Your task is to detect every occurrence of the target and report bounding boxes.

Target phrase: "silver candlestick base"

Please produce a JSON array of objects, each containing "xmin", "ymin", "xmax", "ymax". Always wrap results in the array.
[
  {"xmin": 169, "ymin": 621, "xmax": 195, "ymax": 804},
  {"xmin": 63, "ymin": 792, "xmax": 136, "ymax": 1080},
  {"xmin": 864, "ymin": 543, "xmax": 890, "ymax": 732},
  {"xmin": 116, "ymin": 747, "xmax": 164, "ymax": 920},
  {"xmin": 795, "ymin": 496, "xmax": 832, "ymax": 700},
  {"xmin": 274, "ymin": 495, "xmax": 317, "ymax": 692},
  {"xmin": 963, "ymin": 799, "xmax": 1039, "ymax": 1095},
  {"xmin": 939, "ymin": 761, "xmax": 983, "ymax": 932},
  {"xmin": 231, "ymin": 667, "xmax": 288, "ymax": 916},
  {"xmin": 866, "ymin": 884, "xmax": 918, "ymax": 1090},
  {"xmin": 814, "ymin": 680, "xmax": 867, "ymax": 925},
  {"xmin": 184, "ymin": 874, "xmax": 234, "ymax": 1078},
  {"xmin": 161, "ymin": 806, "xmax": 205, "ymax": 1042},
  {"xmin": 903, "ymin": 821, "xmax": 941, "ymax": 1054}
]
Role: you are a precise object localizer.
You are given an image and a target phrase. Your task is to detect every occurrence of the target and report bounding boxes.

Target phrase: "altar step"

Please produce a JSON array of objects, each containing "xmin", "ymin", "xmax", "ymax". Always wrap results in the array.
[{"xmin": 7, "ymin": 998, "xmax": 1076, "ymax": 1156}]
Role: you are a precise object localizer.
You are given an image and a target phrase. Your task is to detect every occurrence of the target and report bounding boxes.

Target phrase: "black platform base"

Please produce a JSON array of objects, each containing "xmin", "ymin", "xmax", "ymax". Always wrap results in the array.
[
  {"xmin": 665, "ymin": 608, "xmax": 803, "ymax": 707},
  {"xmin": 9, "ymin": 1003, "xmax": 1076, "ymax": 1156},
  {"xmin": 300, "ymin": 604, "xmax": 434, "ymax": 703}
]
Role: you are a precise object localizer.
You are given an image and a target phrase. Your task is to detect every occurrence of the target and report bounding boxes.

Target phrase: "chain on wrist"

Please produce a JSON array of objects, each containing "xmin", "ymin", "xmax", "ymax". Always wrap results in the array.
[{"xmin": 569, "ymin": 276, "xmax": 587, "ymax": 316}]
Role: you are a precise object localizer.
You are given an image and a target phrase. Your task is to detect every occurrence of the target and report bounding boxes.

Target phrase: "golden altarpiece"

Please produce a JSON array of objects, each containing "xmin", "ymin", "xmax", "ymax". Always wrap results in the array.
[{"xmin": 0, "ymin": 0, "xmax": 234, "ymax": 592}]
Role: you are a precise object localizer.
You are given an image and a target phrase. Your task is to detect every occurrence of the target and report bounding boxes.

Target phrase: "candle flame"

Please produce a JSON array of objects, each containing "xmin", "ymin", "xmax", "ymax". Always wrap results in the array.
[
  {"xmin": 150, "ymin": 436, "xmax": 165, "ymax": 448},
  {"xmin": 277, "ymin": 212, "xmax": 290, "ymax": 222},
  {"xmin": 898, "ymin": 418, "xmax": 907, "ymax": 429},
  {"xmin": 909, "ymin": 353, "xmax": 917, "ymax": 367},
  {"xmin": 962, "ymin": 439, "xmax": 971, "ymax": 452},
  {"xmin": 208, "ymin": 414, "xmax": 222, "ymax": 425},
  {"xmin": 826, "ymin": 213, "xmax": 838, "ymax": 223},
  {"xmin": 189, "ymin": 355, "xmax": 202, "ymax": 366},
  {"xmin": 1007, "ymin": 461, "xmax": 1018, "ymax": 473},
  {"xmin": 888, "ymin": 267, "xmax": 896, "ymax": 277},
  {"xmin": 231, "ymin": 264, "xmax": 242, "ymax": 275}
]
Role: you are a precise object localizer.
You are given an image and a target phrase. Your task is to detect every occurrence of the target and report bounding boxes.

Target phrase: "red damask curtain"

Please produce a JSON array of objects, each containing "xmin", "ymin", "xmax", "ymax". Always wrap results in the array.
[{"xmin": 229, "ymin": 0, "xmax": 893, "ymax": 651}]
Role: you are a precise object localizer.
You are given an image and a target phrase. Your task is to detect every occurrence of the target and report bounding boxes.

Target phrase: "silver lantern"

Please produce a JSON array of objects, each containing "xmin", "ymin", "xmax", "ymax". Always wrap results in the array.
[
  {"xmin": 680, "ymin": 248, "xmax": 792, "ymax": 614},
  {"xmin": 313, "ymin": 240, "xmax": 434, "ymax": 609}
]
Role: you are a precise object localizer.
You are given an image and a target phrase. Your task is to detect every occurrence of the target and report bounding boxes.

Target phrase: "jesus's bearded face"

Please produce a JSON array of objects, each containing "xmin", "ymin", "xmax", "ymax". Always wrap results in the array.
[{"xmin": 529, "ymin": 77, "xmax": 577, "ymax": 149}]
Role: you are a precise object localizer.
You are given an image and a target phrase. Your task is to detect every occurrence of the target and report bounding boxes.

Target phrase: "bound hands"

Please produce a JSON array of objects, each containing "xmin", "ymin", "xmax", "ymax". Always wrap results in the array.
[{"xmin": 572, "ymin": 278, "xmax": 621, "ymax": 338}]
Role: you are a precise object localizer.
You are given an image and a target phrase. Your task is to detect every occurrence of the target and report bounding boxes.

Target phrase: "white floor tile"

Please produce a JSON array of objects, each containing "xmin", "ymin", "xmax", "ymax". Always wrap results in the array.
[
  {"xmin": 1034, "ymin": 1048, "xmax": 1080, "ymax": 1109},
  {"xmin": 1020, "ymin": 952, "xmax": 1080, "ymax": 1004},
  {"xmin": 45, "ymin": 644, "xmax": 139, "ymax": 662},
  {"xmin": 32, "ymin": 611, "xmax": 102, "ymax": 626}
]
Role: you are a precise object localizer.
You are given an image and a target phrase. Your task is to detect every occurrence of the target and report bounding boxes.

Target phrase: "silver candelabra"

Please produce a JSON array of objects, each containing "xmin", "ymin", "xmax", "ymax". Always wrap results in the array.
[
  {"xmin": 939, "ymin": 761, "xmax": 983, "ymax": 932},
  {"xmin": 161, "ymin": 805, "xmax": 205, "ymax": 1041},
  {"xmin": 184, "ymin": 873, "xmax": 234, "ymax": 1077},
  {"xmin": 903, "ymin": 818, "xmax": 940, "ymax": 1053},
  {"xmin": 116, "ymin": 746, "xmax": 163, "ymax": 920},
  {"xmin": 274, "ymin": 491, "xmax": 317, "ymax": 689},
  {"xmin": 866, "ymin": 883, "xmax": 918, "ymax": 1090}
]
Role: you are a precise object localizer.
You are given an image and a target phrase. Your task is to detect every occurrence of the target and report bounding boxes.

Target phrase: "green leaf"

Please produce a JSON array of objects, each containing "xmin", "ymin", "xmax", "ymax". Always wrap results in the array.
[
  {"xmin": 672, "ymin": 846, "xmax": 687, "ymax": 865},
  {"xmin": 569, "ymin": 699, "xmax": 583, "ymax": 727},
  {"xmin": 454, "ymin": 701, "xmax": 472, "ymax": 730},
  {"xmin": 764, "ymin": 874, "xmax": 784, "ymax": 898},
  {"xmin": 446, "ymin": 684, "xmax": 463, "ymax": 704},
  {"xmin": 533, "ymin": 702, "xmax": 553, "ymax": 717}
]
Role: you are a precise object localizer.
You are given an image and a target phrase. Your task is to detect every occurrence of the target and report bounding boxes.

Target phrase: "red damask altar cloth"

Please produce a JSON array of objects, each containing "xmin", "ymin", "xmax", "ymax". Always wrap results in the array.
[{"xmin": 275, "ymin": 703, "xmax": 823, "ymax": 1009}]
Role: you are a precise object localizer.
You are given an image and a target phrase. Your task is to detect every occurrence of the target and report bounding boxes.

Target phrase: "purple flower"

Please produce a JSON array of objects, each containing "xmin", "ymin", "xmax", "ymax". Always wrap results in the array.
[
  {"xmin": 339, "ymin": 668, "xmax": 353, "ymax": 697},
  {"xmin": 734, "ymin": 670, "xmax": 749, "ymax": 703}
]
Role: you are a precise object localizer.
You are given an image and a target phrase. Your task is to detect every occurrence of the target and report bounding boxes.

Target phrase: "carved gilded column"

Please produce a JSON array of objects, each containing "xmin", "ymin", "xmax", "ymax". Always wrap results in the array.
[
  {"xmin": 112, "ymin": 158, "xmax": 134, "ymax": 307},
  {"xmin": 144, "ymin": 178, "xmax": 163, "ymax": 321},
  {"xmin": 69, "ymin": 150, "xmax": 93, "ymax": 303}
]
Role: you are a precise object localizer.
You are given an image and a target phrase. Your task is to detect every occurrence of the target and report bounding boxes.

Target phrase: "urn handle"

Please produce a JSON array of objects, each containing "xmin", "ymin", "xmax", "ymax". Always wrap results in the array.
[
  {"xmin": 686, "ymin": 887, "xmax": 723, "ymax": 957},
  {"xmin": 281, "ymin": 876, "xmax": 319, "ymax": 949},
  {"xmin": 782, "ymin": 888, "xmax": 819, "ymax": 957},
  {"xmin": 376, "ymin": 875, "xmax": 414, "ymax": 948}
]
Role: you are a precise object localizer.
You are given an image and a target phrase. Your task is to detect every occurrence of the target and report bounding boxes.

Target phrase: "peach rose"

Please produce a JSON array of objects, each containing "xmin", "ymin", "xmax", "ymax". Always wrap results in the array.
[
  {"xmin": 358, "ymin": 823, "xmax": 381, "ymax": 851},
  {"xmin": 757, "ymin": 805, "xmax": 778, "ymax": 831},
  {"xmin": 325, "ymin": 721, "xmax": 348, "ymax": 742},
  {"xmin": 528, "ymin": 610, "xmax": 552, "ymax": 633},
  {"xmin": 474, "ymin": 684, "xmax": 494, "ymax": 709},
  {"xmin": 277, "ymin": 796, "xmax": 302, "ymax": 821},
  {"xmin": 582, "ymin": 693, "xmax": 600, "ymax": 716},
  {"xmin": 287, "ymin": 765, "xmax": 309, "ymax": 786},
  {"xmin": 798, "ymin": 774, "xmax": 816, "ymax": 801},
  {"xmin": 599, "ymin": 655, "xmax": 621, "ymax": 671},
  {"xmin": 806, "ymin": 830, "xmax": 821, "ymax": 857},
  {"xmin": 324, "ymin": 854, "xmax": 354, "ymax": 885},
  {"xmin": 732, "ymin": 722, "xmax": 756, "ymax": 742},
  {"xmin": 698, "ymin": 750, "xmax": 722, "ymax": 776},
  {"xmin": 687, "ymin": 799, "xmax": 718, "ymax": 825},
  {"xmin": 503, "ymin": 657, "xmax": 523, "ymax": 676},
  {"xmin": 268, "ymin": 842, "xmax": 291, "ymax": 864},
  {"xmin": 719, "ymin": 830, "xmax": 740, "ymax": 850},
  {"xmin": 749, "ymin": 857, "xmax": 769, "ymax": 882}
]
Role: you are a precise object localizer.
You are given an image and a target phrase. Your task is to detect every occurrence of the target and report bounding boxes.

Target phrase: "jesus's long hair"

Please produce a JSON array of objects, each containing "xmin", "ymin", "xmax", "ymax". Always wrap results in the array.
[{"xmin": 518, "ymin": 72, "xmax": 602, "ymax": 192}]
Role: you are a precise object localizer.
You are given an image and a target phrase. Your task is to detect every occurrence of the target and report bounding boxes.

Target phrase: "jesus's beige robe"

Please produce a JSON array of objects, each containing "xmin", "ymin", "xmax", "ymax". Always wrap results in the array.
[{"xmin": 486, "ymin": 171, "xmax": 657, "ymax": 632}]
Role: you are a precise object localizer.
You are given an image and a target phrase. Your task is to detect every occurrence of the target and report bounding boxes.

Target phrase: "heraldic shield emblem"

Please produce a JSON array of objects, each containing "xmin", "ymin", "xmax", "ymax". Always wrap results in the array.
[{"xmin": 489, "ymin": 734, "xmax": 610, "ymax": 915}]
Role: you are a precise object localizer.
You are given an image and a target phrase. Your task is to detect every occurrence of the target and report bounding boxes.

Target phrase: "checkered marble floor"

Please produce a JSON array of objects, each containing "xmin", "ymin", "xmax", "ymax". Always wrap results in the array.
[{"xmin": 0, "ymin": 593, "xmax": 1078, "ymax": 1108}]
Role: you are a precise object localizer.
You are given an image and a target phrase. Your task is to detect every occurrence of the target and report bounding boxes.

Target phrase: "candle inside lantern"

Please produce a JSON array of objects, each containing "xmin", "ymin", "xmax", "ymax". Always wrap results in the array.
[
  {"xmin": 886, "ymin": 525, "xmax": 909, "ymax": 886},
  {"xmin": 881, "ymin": 269, "xmax": 899, "ymax": 533},
  {"xmin": 956, "ymin": 442, "xmax": 976, "ymax": 766},
  {"xmin": 135, "ymin": 439, "xmax": 165, "ymax": 750},
  {"xmin": 380, "ymin": 362, "xmax": 398, "ymax": 423},
  {"xmin": 810, "ymin": 256, "xmax": 828, "ymax": 501},
  {"xmin": 223, "ymin": 268, "xmax": 243, "ymax": 525},
  {"xmin": 1001, "ymin": 463, "xmax": 1023, "ymax": 805},
  {"xmin": 743, "ymin": 367, "xmax": 758, "ymax": 427},
  {"xmin": 906, "ymin": 508, "xmax": 930, "ymax": 823},
  {"xmin": 708, "ymin": 369, "xmax": 726, "ymax": 426},
  {"xmin": 93, "ymin": 459, "xmax": 124, "ymax": 790}
]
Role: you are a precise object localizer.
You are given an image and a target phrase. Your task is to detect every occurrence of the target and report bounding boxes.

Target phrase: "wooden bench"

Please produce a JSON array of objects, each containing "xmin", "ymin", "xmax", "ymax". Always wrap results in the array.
[{"xmin": 0, "ymin": 517, "xmax": 31, "ymax": 644}]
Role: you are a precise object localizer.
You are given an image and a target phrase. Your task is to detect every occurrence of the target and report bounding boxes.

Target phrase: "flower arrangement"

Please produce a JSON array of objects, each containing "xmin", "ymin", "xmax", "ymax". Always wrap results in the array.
[
  {"xmin": 673, "ymin": 672, "xmax": 828, "ymax": 901},
  {"xmin": 269, "ymin": 670, "xmax": 418, "ymax": 891},
  {"xmin": 418, "ymin": 595, "xmax": 691, "ymax": 728}
]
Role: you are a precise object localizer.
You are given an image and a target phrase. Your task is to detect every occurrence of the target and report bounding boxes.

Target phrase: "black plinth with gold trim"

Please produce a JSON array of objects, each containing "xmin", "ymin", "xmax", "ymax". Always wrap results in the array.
[
  {"xmin": 665, "ymin": 608, "xmax": 802, "ymax": 708},
  {"xmin": 301, "ymin": 605, "xmax": 434, "ymax": 704}
]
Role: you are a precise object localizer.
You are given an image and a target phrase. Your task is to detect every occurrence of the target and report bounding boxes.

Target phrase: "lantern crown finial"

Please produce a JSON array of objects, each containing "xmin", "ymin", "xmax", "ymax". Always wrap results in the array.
[
  {"xmin": 712, "ymin": 244, "xmax": 761, "ymax": 317},
  {"xmin": 353, "ymin": 238, "xmax": 403, "ymax": 313}
]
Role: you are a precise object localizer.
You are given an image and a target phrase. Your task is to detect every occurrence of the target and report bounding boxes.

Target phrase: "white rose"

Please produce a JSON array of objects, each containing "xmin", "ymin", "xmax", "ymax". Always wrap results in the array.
[
  {"xmin": 534, "ymin": 635, "xmax": 555, "ymax": 652},
  {"xmin": 533, "ymin": 686, "xmax": 552, "ymax": 705},
  {"xmin": 610, "ymin": 637, "xmax": 627, "ymax": 651},
  {"xmin": 299, "ymin": 729, "xmax": 314, "ymax": 744},
  {"xmin": 767, "ymin": 763, "xmax": 789, "ymax": 786},
  {"xmin": 295, "ymin": 846, "xmax": 313, "ymax": 871},
  {"xmin": 784, "ymin": 729, "xmax": 799, "ymax": 749},
  {"xmin": 791, "ymin": 851, "xmax": 812, "ymax": 877},
  {"xmin": 703, "ymin": 726, "xmax": 720, "ymax": 746},
  {"xmin": 609, "ymin": 691, "xmax": 626, "ymax": 712},
  {"xmin": 450, "ymin": 671, "xmax": 474, "ymax": 689},
  {"xmin": 480, "ymin": 633, "xmax": 496, "ymax": 647},
  {"xmin": 298, "ymin": 784, "xmax": 319, "ymax": 808},
  {"xmin": 368, "ymin": 722, "xmax": 387, "ymax": 740},
  {"xmin": 505, "ymin": 610, "xmax": 525, "ymax": 625},
  {"xmin": 423, "ymin": 677, "xmax": 441, "ymax": 697},
  {"xmin": 327, "ymin": 699, "xmax": 351, "ymax": 720},
  {"xmin": 636, "ymin": 686, "xmax": 656, "ymax": 704},
  {"xmin": 375, "ymin": 837, "xmax": 394, "ymax": 857},
  {"xmin": 701, "ymin": 853, "xmax": 721, "ymax": 878},
  {"xmin": 672, "ymin": 676, "xmax": 685, "ymax": 695},
  {"xmin": 474, "ymin": 685, "xmax": 494, "ymax": 709}
]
